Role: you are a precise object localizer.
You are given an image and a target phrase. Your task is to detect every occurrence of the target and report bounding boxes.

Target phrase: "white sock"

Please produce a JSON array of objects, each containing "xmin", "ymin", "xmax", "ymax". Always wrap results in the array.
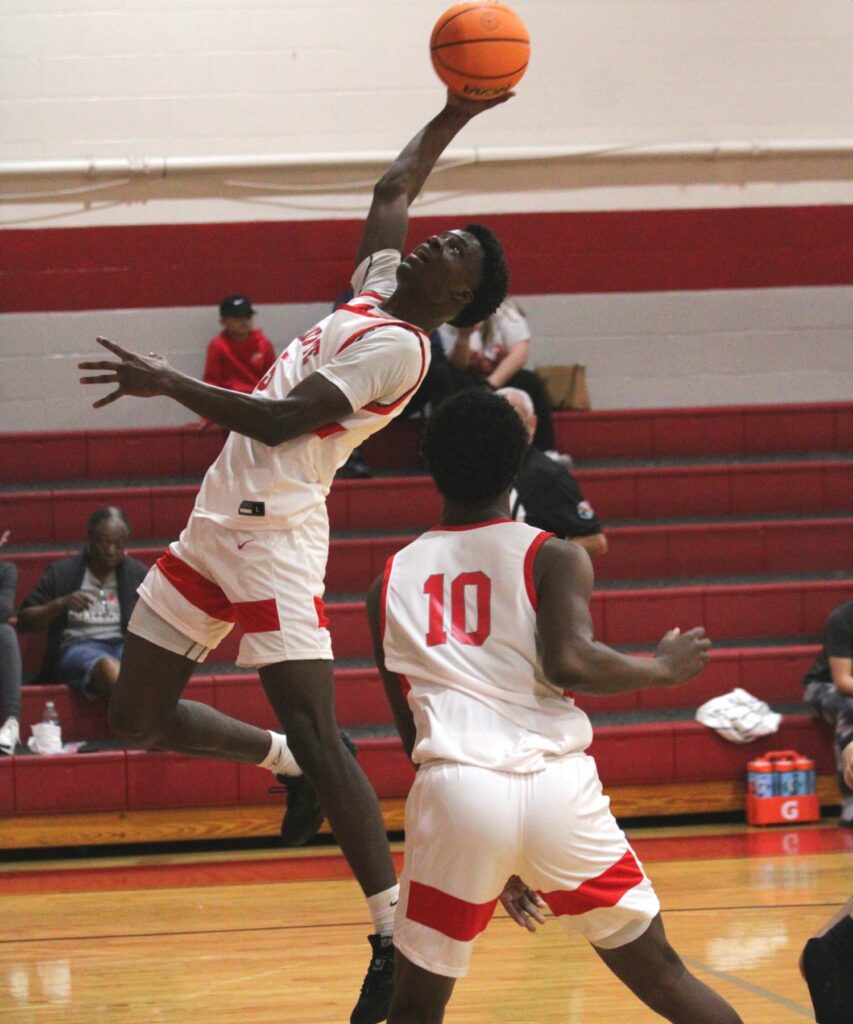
[
  {"xmin": 258, "ymin": 731, "xmax": 302, "ymax": 776},
  {"xmin": 366, "ymin": 884, "xmax": 400, "ymax": 937}
]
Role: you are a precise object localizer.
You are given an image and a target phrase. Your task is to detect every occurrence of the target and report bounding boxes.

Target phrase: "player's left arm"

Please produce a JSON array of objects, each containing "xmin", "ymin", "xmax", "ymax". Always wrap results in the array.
[
  {"xmin": 365, "ymin": 574, "xmax": 417, "ymax": 760},
  {"xmin": 79, "ymin": 337, "xmax": 353, "ymax": 446},
  {"xmin": 355, "ymin": 90, "xmax": 511, "ymax": 265}
]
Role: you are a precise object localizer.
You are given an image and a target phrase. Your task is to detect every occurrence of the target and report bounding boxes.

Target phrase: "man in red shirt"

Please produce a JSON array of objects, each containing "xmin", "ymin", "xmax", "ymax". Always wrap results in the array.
[{"xmin": 203, "ymin": 294, "xmax": 276, "ymax": 393}]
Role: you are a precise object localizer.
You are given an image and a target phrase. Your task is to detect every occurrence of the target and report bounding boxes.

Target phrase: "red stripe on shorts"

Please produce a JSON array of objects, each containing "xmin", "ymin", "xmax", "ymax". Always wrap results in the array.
[
  {"xmin": 540, "ymin": 848, "xmax": 644, "ymax": 916},
  {"xmin": 406, "ymin": 880, "xmax": 498, "ymax": 942},
  {"xmin": 156, "ymin": 550, "xmax": 236, "ymax": 622},
  {"xmin": 234, "ymin": 599, "xmax": 281, "ymax": 634}
]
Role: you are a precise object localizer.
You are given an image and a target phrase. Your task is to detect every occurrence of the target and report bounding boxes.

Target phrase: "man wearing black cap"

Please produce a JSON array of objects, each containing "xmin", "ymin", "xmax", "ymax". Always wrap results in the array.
[{"xmin": 203, "ymin": 294, "xmax": 276, "ymax": 394}]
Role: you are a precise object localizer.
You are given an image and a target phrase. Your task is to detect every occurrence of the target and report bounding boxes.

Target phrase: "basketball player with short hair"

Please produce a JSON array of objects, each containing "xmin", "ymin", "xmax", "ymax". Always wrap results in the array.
[
  {"xmin": 78, "ymin": 91, "xmax": 510, "ymax": 1024},
  {"xmin": 365, "ymin": 389, "xmax": 743, "ymax": 1024}
]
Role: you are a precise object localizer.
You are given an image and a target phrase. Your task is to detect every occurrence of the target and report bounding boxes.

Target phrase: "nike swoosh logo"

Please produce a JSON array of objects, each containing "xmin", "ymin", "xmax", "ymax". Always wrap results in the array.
[
  {"xmin": 236, "ymin": 538, "xmax": 254, "ymax": 550},
  {"xmin": 390, "ymin": 900, "xmax": 398, "ymax": 907}
]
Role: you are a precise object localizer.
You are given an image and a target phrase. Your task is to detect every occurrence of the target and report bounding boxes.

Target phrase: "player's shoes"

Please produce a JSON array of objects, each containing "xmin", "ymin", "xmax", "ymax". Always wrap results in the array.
[
  {"xmin": 274, "ymin": 729, "xmax": 358, "ymax": 847},
  {"xmin": 350, "ymin": 933, "xmax": 395, "ymax": 1024},
  {"xmin": 0, "ymin": 717, "xmax": 19, "ymax": 755}
]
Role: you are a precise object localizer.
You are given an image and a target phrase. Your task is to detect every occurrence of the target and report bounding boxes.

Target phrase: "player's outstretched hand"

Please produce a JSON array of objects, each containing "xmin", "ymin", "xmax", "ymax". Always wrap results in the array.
[
  {"xmin": 79, "ymin": 337, "xmax": 171, "ymax": 408},
  {"xmin": 655, "ymin": 626, "xmax": 712, "ymax": 686},
  {"xmin": 444, "ymin": 87, "xmax": 513, "ymax": 118},
  {"xmin": 499, "ymin": 874, "xmax": 547, "ymax": 932}
]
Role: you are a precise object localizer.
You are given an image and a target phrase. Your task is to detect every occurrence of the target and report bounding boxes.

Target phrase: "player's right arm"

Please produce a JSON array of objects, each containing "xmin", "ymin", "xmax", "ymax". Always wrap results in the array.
[
  {"xmin": 79, "ymin": 337, "xmax": 354, "ymax": 446},
  {"xmin": 366, "ymin": 573, "xmax": 417, "ymax": 760},
  {"xmin": 355, "ymin": 90, "xmax": 510, "ymax": 266},
  {"xmin": 535, "ymin": 538, "xmax": 711, "ymax": 694}
]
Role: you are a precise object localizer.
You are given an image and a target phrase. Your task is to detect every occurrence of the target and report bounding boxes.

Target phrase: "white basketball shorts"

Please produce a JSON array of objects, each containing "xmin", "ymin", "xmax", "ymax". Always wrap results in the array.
[
  {"xmin": 394, "ymin": 753, "xmax": 660, "ymax": 978},
  {"xmin": 130, "ymin": 506, "xmax": 333, "ymax": 666}
]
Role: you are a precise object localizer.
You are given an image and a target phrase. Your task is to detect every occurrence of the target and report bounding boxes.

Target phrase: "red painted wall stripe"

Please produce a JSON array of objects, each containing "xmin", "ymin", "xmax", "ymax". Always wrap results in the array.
[
  {"xmin": 2, "ymin": 206, "xmax": 850, "ymax": 314},
  {"xmin": 406, "ymin": 879, "xmax": 498, "ymax": 941},
  {"xmin": 541, "ymin": 848, "xmax": 645, "ymax": 916}
]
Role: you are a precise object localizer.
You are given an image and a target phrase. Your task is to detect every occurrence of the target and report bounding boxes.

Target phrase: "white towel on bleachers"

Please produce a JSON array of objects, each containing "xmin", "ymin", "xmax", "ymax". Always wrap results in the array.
[{"xmin": 695, "ymin": 688, "xmax": 781, "ymax": 744}]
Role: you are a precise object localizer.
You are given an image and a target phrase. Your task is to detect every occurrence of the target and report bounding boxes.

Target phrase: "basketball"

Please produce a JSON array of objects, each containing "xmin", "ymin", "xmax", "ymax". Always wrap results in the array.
[{"xmin": 430, "ymin": 2, "xmax": 530, "ymax": 101}]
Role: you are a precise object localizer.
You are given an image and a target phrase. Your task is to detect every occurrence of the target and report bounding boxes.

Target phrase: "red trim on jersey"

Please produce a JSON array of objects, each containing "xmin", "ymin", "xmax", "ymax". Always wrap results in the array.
[
  {"xmin": 313, "ymin": 596, "xmax": 329, "ymax": 629},
  {"xmin": 540, "ymin": 849, "xmax": 644, "ymax": 917},
  {"xmin": 379, "ymin": 555, "xmax": 395, "ymax": 643},
  {"xmin": 338, "ymin": 319, "xmax": 428, "ymax": 356},
  {"xmin": 364, "ymin": 335, "xmax": 428, "ymax": 415},
  {"xmin": 313, "ymin": 422, "xmax": 345, "ymax": 439},
  {"xmin": 338, "ymin": 304, "xmax": 378, "ymax": 315},
  {"xmin": 233, "ymin": 598, "xmax": 281, "ymax": 634},
  {"xmin": 429, "ymin": 518, "xmax": 513, "ymax": 533},
  {"xmin": 398, "ymin": 673, "xmax": 412, "ymax": 698},
  {"xmin": 406, "ymin": 880, "xmax": 498, "ymax": 942},
  {"xmin": 356, "ymin": 290, "xmax": 385, "ymax": 302},
  {"xmin": 524, "ymin": 531, "xmax": 555, "ymax": 611},
  {"xmin": 155, "ymin": 550, "xmax": 237, "ymax": 623}
]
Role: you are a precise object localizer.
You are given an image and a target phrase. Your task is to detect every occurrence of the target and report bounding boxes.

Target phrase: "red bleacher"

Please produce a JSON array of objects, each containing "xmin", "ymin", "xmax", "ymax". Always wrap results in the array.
[{"xmin": 2, "ymin": 400, "xmax": 851, "ymax": 831}]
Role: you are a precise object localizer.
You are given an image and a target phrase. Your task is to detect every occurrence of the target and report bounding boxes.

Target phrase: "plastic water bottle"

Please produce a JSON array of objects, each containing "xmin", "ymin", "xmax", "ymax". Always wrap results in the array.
[
  {"xmin": 42, "ymin": 701, "xmax": 60, "ymax": 728},
  {"xmin": 748, "ymin": 757, "xmax": 774, "ymax": 798},
  {"xmin": 773, "ymin": 755, "xmax": 797, "ymax": 797},
  {"xmin": 794, "ymin": 754, "xmax": 816, "ymax": 795}
]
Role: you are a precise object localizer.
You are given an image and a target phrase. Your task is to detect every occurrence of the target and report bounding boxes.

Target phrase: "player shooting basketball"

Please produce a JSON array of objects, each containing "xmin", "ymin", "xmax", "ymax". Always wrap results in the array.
[{"xmin": 78, "ymin": 89, "xmax": 510, "ymax": 1024}]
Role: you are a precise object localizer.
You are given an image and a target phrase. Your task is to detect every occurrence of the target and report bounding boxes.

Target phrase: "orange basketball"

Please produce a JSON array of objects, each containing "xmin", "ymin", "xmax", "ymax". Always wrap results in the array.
[{"xmin": 430, "ymin": 2, "xmax": 530, "ymax": 101}]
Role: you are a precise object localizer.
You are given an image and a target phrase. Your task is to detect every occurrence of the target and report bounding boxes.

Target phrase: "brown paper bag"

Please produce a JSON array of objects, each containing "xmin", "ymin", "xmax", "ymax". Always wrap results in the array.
[{"xmin": 537, "ymin": 365, "xmax": 591, "ymax": 411}]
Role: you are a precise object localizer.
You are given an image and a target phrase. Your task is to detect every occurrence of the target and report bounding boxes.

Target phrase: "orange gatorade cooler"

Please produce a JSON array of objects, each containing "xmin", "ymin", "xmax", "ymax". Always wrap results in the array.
[{"xmin": 746, "ymin": 749, "xmax": 821, "ymax": 826}]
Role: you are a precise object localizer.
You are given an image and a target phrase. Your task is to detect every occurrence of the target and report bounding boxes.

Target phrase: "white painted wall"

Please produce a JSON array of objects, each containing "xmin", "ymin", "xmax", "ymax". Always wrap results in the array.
[
  {"xmin": 2, "ymin": 286, "xmax": 850, "ymax": 431},
  {"xmin": 2, "ymin": 0, "xmax": 851, "ymax": 164},
  {"xmin": 1, "ymin": 1, "xmax": 852, "ymax": 431}
]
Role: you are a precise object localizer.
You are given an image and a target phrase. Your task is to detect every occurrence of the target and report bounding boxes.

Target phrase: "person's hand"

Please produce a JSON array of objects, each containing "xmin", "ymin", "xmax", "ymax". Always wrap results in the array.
[
  {"xmin": 499, "ymin": 875, "xmax": 547, "ymax": 932},
  {"xmin": 61, "ymin": 591, "xmax": 95, "ymax": 613},
  {"xmin": 79, "ymin": 337, "xmax": 172, "ymax": 408},
  {"xmin": 0, "ymin": 529, "xmax": 9, "ymax": 549},
  {"xmin": 655, "ymin": 626, "xmax": 712, "ymax": 685},
  {"xmin": 445, "ymin": 88, "xmax": 514, "ymax": 118}
]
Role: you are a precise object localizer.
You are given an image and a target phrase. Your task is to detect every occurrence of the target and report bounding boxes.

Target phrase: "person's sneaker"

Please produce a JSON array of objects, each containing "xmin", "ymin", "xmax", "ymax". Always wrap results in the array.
[
  {"xmin": 0, "ymin": 717, "xmax": 19, "ymax": 756},
  {"xmin": 350, "ymin": 933, "xmax": 395, "ymax": 1024},
  {"xmin": 337, "ymin": 448, "xmax": 372, "ymax": 479},
  {"xmin": 274, "ymin": 730, "xmax": 358, "ymax": 847}
]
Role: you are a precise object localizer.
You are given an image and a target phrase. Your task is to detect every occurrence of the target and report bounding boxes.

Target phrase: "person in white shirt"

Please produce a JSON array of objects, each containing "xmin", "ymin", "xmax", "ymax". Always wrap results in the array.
[
  {"xmin": 78, "ymin": 90, "xmax": 511, "ymax": 1024},
  {"xmin": 365, "ymin": 389, "xmax": 742, "ymax": 1024}
]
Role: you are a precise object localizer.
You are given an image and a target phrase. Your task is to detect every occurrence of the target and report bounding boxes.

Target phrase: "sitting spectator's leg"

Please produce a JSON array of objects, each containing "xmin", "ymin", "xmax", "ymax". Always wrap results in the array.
[
  {"xmin": 54, "ymin": 638, "xmax": 124, "ymax": 701},
  {"xmin": 805, "ymin": 680, "xmax": 853, "ymax": 826},
  {"xmin": 0, "ymin": 623, "xmax": 22, "ymax": 753},
  {"xmin": 504, "ymin": 369, "xmax": 556, "ymax": 451}
]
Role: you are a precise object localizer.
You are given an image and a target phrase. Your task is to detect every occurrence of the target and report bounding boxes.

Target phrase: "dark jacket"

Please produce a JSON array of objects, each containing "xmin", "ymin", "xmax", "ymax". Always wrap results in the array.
[
  {"xmin": 512, "ymin": 447, "xmax": 604, "ymax": 540},
  {"xmin": 19, "ymin": 550, "xmax": 148, "ymax": 682}
]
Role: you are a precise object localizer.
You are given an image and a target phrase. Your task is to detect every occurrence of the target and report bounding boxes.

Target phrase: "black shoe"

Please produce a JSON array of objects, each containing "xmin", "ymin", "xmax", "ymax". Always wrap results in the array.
[
  {"xmin": 802, "ymin": 921, "xmax": 853, "ymax": 1024},
  {"xmin": 350, "ymin": 933, "xmax": 395, "ymax": 1024},
  {"xmin": 337, "ymin": 448, "xmax": 372, "ymax": 479},
  {"xmin": 275, "ymin": 730, "xmax": 358, "ymax": 847}
]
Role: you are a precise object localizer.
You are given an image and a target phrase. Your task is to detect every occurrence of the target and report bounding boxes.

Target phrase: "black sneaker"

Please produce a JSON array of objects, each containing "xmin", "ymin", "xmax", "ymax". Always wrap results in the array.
[
  {"xmin": 274, "ymin": 730, "xmax": 358, "ymax": 847},
  {"xmin": 350, "ymin": 933, "xmax": 395, "ymax": 1024}
]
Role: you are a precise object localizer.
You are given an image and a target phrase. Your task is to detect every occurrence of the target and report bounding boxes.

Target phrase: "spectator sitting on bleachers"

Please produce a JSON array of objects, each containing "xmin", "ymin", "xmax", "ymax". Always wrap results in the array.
[
  {"xmin": 438, "ymin": 297, "xmax": 570, "ymax": 465},
  {"xmin": 802, "ymin": 600, "xmax": 853, "ymax": 828},
  {"xmin": 0, "ymin": 529, "xmax": 23, "ymax": 755},
  {"xmin": 203, "ymin": 294, "xmax": 276, "ymax": 395},
  {"xmin": 17, "ymin": 507, "xmax": 147, "ymax": 700},
  {"xmin": 499, "ymin": 387, "xmax": 608, "ymax": 559}
]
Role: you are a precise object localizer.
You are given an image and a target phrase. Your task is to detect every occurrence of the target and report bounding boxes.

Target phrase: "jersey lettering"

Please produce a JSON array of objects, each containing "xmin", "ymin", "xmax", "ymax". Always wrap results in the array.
[
  {"xmin": 300, "ymin": 326, "xmax": 323, "ymax": 365},
  {"xmin": 422, "ymin": 571, "xmax": 492, "ymax": 647}
]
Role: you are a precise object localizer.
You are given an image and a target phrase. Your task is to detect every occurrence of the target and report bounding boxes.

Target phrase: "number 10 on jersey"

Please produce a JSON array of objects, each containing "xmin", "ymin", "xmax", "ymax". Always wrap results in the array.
[{"xmin": 423, "ymin": 572, "xmax": 492, "ymax": 647}]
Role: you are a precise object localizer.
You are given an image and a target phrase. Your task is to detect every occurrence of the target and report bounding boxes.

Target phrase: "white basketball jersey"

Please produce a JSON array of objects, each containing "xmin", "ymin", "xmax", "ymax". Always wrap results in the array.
[
  {"xmin": 195, "ymin": 249, "xmax": 430, "ymax": 531},
  {"xmin": 381, "ymin": 519, "xmax": 593, "ymax": 772}
]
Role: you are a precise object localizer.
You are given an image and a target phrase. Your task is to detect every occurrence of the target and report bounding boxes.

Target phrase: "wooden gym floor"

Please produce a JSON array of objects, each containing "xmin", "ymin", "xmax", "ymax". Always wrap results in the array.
[{"xmin": 1, "ymin": 821, "xmax": 851, "ymax": 1023}]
